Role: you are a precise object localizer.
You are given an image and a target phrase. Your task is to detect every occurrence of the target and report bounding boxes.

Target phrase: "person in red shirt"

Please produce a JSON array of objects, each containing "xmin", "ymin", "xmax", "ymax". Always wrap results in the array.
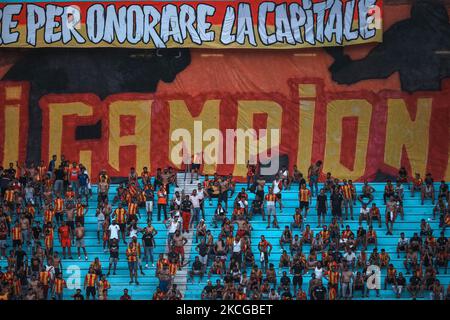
[
  {"xmin": 153, "ymin": 287, "xmax": 166, "ymax": 300},
  {"xmin": 120, "ymin": 288, "xmax": 132, "ymax": 300},
  {"xmin": 246, "ymin": 161, "xmax": 256, "ymax": 190},
  {"xmin": 58, "ymin": 221, "xmax": 73, "ymax": 259},
  {"xmin": 68, "ymin": 162, "xmax": 81, "ymax": 195},
  {"xmin": 157, "ymin": 186, "xmax": 168, "ymax": 221}
]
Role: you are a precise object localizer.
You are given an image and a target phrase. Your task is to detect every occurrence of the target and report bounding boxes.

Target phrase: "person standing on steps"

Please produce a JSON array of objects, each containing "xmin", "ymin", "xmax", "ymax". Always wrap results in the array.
[
  {"xmin": 131, "ymin": 236, "xmax": 146, "ymax": 276},
  {"xmin": 157, "ymin": 186, "xmax": 168, "ymax": 221},
  {"xmin": 84, "ymin": 266, "xmax": 98, "ymax": 300},
  {"xmin": 52, "ymin": 272, "xmax": 67, "ymax": 300},
  {"xmin": 172, "ymin": 230, "xmax": 188, "ymax": 267},
  {"xmin": 112, "ymin": 203, "xmax": 127, "ymax": 244},
  {"xmin": 108, "ymin": 219, "xmax": 120, "ymax": 244},
  {"xmin": 75, "ymin": 222, "xmax": 88, "ymax": 261},
  {"xmin": 308, "ymin": 160, "xmax": 322, "ymax": 197},
  {"xmin": 165, "ymin": 213, "xmax": 181, "ymax": 250},
  {"xmin": 142, "ymin": 226, "xmax": 156, "ymax": 268},
  {"xmin": 299, "ymin": 183, "xmax": 312, "ymax": 219},
  {"xmin": 316, "ymin": 188, "xmax": 328, "ymax": 227},
  {"xmin": 180, "ymin": 194, "xmax": 193, "ymax": 234},
  {"xmin": 197, "ymin": 184, "xmax": 208, "ymax": 220},
  {"xmin": 190, "ymin": 189, "xmax": 203, "ymax": 228},
  {"xmin": 106, "ymin": 238, "xmax": 119, "ymax": 276},
  {"xmin": 191, "ymin": 153, "xmax": 201, "ymax": 183},
  {"xmin": 330, "ymin": 187, "xmax": 344, "ymax": 228},
  {"xmin": 246, "ymin": 161, "xmax": 256, "ymax": 190},
  {"xmin": 95, "ymin": 207, "xmax": 105, "ymax": 245},
  {"xmin": 144, "ymin": 183, "xmax": 154, "ymax": 222},
  {"xmin": 342, "ymin": 179, "xmax": 355, "ymax": 220},
  {"xmin": 265, "ymin": 187, "xmax": 279, "ymax": 229},
  {"xmin": 272, "ymin": 174, "xmax": 283, "ymax": 213},
  {"xmin": 258, "ymin": 235, "xmax": 273, "ymax": 273},
  {"xmin": 218, "ymin": 177, "xmax": 229, "ymax": 212},
  {"xmin": 126, "ymin": 242, "xmax": 139, "ymax": 285},
  {"xmin": 65, "ymin": 204, "xmax": 75, "ymax": 244},
  {"xmin": 58, "ymin": 221, "xmax": 72, "ymax": 259}
]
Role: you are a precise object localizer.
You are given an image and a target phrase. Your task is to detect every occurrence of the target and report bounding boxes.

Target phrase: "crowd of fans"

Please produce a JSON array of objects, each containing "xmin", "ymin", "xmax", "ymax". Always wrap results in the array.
[{"xmin": 0, "ymin": 156, "xmax": 449, "ymax": 300}]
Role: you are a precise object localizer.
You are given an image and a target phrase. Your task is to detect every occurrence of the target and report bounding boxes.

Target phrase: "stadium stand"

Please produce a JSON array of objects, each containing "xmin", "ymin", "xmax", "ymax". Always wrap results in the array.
[{"xmin": 1, "ymin": 169, "xmax": 448, "ymax": 300}]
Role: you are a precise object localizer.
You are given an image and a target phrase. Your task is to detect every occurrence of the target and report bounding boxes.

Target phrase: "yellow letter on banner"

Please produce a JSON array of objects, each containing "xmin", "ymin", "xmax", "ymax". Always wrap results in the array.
[
  {"xmin": 323, "ymin": 100, "xmax": 372, "ymax": 180},
  {"xmin": 297, "ymin": 84, "xmax": 316, "ymax": 174},
  {"xmin": 168, "ymin": 100, "xmax": 220, "ymax": 174},
  {"xmin": 47, "ymin": 102, "xmax": 93, "ymax": 161},
  {"xmin": 3, "ymin": 108, "xmax": 20, "ymax": 167},
  {"xmin": 232, "ymin": 101, "xmax": 282, "ymax": 177},
  {"xmin": 79, "ymin": 150, "xmax": 92, "ymax": 178},
  {"xmin": 2, "ymin": 85, "xmax": 22, "ymax": 167},
  {"xmin": 108, "ymin": 100, "xmax": 151, "ymax": 172},
  {"xmin": 384, "ymin": 98, "xmax": 432, "ymax": 175}
]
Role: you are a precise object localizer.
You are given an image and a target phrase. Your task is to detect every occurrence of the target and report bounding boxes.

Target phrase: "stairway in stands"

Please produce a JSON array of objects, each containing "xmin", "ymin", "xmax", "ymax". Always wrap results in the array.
[
  {"xmin": 176, "ymin": 172, "xmax": 201, "ymax": 196},
  {"xmin": 171, "ymin": 172, "xmax": 200, "ymax": 294},
  {"xmin": 1, "ymin": 181, "xmax": 448, "ymax": 300}
]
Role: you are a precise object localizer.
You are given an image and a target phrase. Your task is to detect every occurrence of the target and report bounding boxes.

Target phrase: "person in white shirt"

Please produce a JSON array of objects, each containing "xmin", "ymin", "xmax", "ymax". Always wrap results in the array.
[
  {"xmin": 108, "ymin": 220, "xmax": 120, "ymax": 241},
  {"xmin": 268, "ymin": 288, "xmax": 280, "ymax": 300},
  {"xmin": 359, "ymin": 204, "xmax": 370, "ymax": 226},
  {"xmin": 395, "ymin": 181, "xmax": 404, "ymax": 201},
  {"xmin": 24, "ymin": 184, "xmax": 35, "ymax": 205},
  {"xmin": 213, "ymin": 204, "xmax": 227, "ymax": 228},
  {"xmin": 171, "ymin": 191, "xmax": 182, "ymax": 210},
  {"xmin": 272, "ymin": 175, "xmax": 283, "ymax": 212},
  {"xmin": 232, "ymin": 236, "xmax": 243, "ymax": 269},
  {"xmin": 273, "ymin": 178, "xmax": 281, "ymax": 194},
  {"xmin": 197, "ymin": 184, "xmax": 208, "ymax": 219},
  {"xmin": 343, "ymin": 248, "xmax": 356, "ymax": 269},
  {"xmin": 189, "ymin": 189, "xmax": 203, "ymax": 229},
  {"xmin": 314, "ymin": 262, "xmax": 324, "ymax": 280},
  {"xmin": 397, "ymin": 232, "xmax": 409, "ymax": 258},
  {"xmin": 166, "ymin": 214, "xmax": 181, "ymax": 249},
  {"xmin": 280, "ymin": 166, "xmax": 291, "ymax": 190},
  {"xmin": 128, "ymin": 221, "xmax": 141, "ymax": 239}
]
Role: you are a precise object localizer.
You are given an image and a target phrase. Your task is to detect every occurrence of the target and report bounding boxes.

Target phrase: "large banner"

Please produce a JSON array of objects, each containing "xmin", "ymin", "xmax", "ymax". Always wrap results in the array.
[
  {"xmin": 0, "ymin": 0, "xmax": 383, "ymax": 49},
  {"xmin": 0, "ymin": 1, "xmax": 449, "ymax": 182}
]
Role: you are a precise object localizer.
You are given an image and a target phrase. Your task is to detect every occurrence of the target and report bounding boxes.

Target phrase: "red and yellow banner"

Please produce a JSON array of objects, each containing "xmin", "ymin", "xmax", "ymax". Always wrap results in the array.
[
  {"xmin": 0, "ymin": 63, "xmax": 448, "ymax": 181},
  {"xmin": 0, "ymin": 3, "xmax": 448, "ymax": 182},
  {"xmin": 0, "ymin": 0, "xmax": 383, "ymax": 49}
]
